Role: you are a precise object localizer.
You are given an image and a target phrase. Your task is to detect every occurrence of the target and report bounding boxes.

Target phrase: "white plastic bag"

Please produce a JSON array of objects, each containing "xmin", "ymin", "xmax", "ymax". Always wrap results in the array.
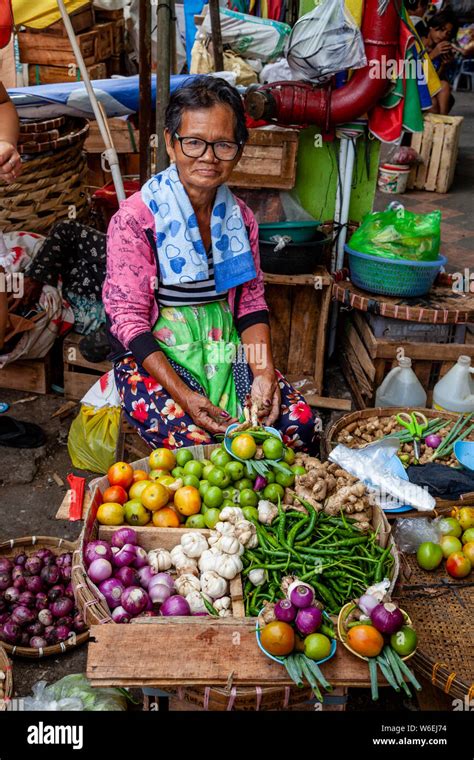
[
  {"xmin": 392, "ymin": 518, "xmax": 440, "ymax": 553},
  {"xmin": 201, "ymin": 8, "xmax": 291, "ymax": 62},
  {"xmin": 286, "ymin": 0, "xmax": 366, "ymax": 82}
]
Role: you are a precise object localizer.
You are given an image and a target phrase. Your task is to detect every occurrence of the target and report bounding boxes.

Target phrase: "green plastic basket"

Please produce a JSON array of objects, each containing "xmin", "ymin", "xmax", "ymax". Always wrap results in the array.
[{"xmin": 346, "ymin": 245, "xmax": 447, "ymax": 297}]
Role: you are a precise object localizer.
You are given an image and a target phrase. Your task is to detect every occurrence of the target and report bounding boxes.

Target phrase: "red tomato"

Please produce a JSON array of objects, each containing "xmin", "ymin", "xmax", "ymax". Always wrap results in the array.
[
  {"xmin": 102, "ymin": 485, "xmax": 128, "ymax": 505},
  {"xmin": 107, "ymin": 461, "xmax": 134, "ymax": 490},
  {"xmin": 446, "ymin": 551, "xmax": 472, "ymax": 579}
]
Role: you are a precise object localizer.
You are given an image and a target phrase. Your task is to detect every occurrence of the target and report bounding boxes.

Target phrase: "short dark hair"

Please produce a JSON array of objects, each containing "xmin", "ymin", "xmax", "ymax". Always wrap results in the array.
[
  {"xmin": 427, "ymin": 7, "xmax": 458, "ymax": 35},
  {"xmin": 405, "ymin": 0, "xmax": 429, "ymax": 11},
  {"xmin": 165, "ymin": 76, "xmax": 249, "ymax": 145}
]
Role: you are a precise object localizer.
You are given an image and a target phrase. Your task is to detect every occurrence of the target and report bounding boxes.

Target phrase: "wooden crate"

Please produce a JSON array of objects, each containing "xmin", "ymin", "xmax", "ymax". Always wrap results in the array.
[
  {"xmin": 28, "ymin": 61, "xmax": 106, "ymax": 86},
  {"xmin": 95, "ymin": 21, "xmax": 114, "ymax": 60},
  {"xmin": 18, "ymin": 28, "xmax": 98, "ymax": 66},
  {"xmin": 408, "ymin": 114, "xmax": 464, "ymax": 193},
  {"xmin": 112, "ymin": 18, "xmax": 125, "ymax": 55},
  {"xmin": 339, "ymin": 310, "xmax": 474, "ymax": 409},
  {"xmin": 94, "ymin": 7, "xmax": 124, "ymax": 21},
  {"xmin": 24, "ymin": 2, "xmax": 95, "ymax": 36},
  {"xmin": 228, "ymin": 128, "xmax": 299, "ymax": 190},
  {"xmin": 263, "ymin": 267, "xmax": 332, "ymax": 396},
  {"xmin": 106, "ymin": 54, "xmax": 122, "ymax": 76},
  {"xmin": 0, "ymin": 355, "xmax": 51, "ymax": 394},
  {"xmin": 85, "ymin": 117, "xmax": 139, "ymax": 154},
  {"xmin": 63, "ymin": 333, "xmax": 111, "ymax": 400}
]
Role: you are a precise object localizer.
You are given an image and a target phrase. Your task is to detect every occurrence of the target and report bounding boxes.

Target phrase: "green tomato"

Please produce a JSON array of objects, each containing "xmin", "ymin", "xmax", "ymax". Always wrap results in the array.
[
  {"xmin": 183, "ymin": 474, "xmax": 200, "ymax": 489},
  {"xmin": 304, "ymin": 633, "xmax": 331, "ymax": 661},
  {"xmin": 175, "ymin": 449, "xmax": 194, "ymax": 467},
  {"xmin": 439, "ymin": 535, "xmax": 462, "ymax": 559},
  {"xmin": 390, "ymin": 626, "xmax": 417, "ymax": 657},
  {"xmin": 462, "ymin": 528, "xmax": 474, "ymax": 544},
  {"xmin": 284, "ymin": 447, "xmax": 295, "ymax": 465},
  {"xmin": 239, "ymin": 488, "xmax": 258, "ymax": 508},
  {"xmin": 263, "ymin": 483, "xmax": 284, "ymax": 504},
  {"xmin": 203, "ymin": 486, "xmax": 224, "ymax": 508},
  {"xmin": 291, "ymin": 465, "xmax": 306, "ymax": 476},
  {"xmin": 222, "ymin": 499, "xmax": 237, "ymax": 509},
  {"xmin": 210, "ymin": 448, "xmax": 232, "ymax": 467},
  {"xmin": 202, "ymin": 464, "xmax": 215, "ymax": 480},
  {"xmin": 204, "ymin": 508, "xmax": 221, "ymax": 529},
  {"xmin": 200, "ymin": 459, "xmax": 212, "ymax": 468},
  {"xmin": 262, "ymin": 437, "xmax": 284, "ymax": 461},
  {"xmin": 207, "ymin": 466, "xmax": 231, "ymax": 489},
  {"xmin": 171, "ymin": 466, "xmax": 185, "ymax": 479},
  {"xmin": 185, "ymin": 514, "xmax": 206, "ymax": 529},
  {"xmin": 224, "ymin": 460, "xmax": 245, "ymax": 481},
  {"xmin": 200, "ymin": 503, "xmax": 209, "ymax": 514},
  {"xmin": 222, "ymin": 487, "xmax": 239, "ymax": 503},
  {"xmin": 275, "ymin": 469, "xmax": 295, "ymax": 488},
  {"xmin": 199, "ymin": 480, "xmax": 210, "ymax": 498},
  {"xmin": 235, "ymin": 478, "xmax": 254, "ymax": 492},
  {"xmin": 242, "ymin": 506, "xmax": 259, "ymax": 523},
  {"xmin": 437, "ymin": 517, "xmax": 462, "ymax": 539},
  {"xmin": 183, "ymin": 460, "xmax": 203, "ymax": 480},
  {"xmin": 265, "ymin": 470, "xmax": 276, "ymax": 483},
  {"xmin": 416, "ymin": 541, "xmax": 443, "ymax": 571}
]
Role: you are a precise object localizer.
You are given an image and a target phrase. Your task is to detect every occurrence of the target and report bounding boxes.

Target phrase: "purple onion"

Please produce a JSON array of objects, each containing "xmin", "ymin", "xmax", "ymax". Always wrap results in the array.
[
  {"xmin": 56, "ymin": 553, "xmax": 72, "ymax": 569},
  {"xmin": 20, "ymin": 632, "xmax": 30, "ymax": 647},
  {"xmin": 48, "ymin": 584, "xmax": 64, "ymax": 602},
  {"xmin": 56, "ymin": 616, "xmax": 74, "ymax": 629},
  {"xmin": 35, "ymin": 548, "xmax": 54, "ymax": 563},
  {"xmin": 113, "ymin": 544, "xmax": 136, "ymax": 569},
  {"xmin": 88, "ymin": 559, "xmax": 113, "ymax": 584},
  {"xmin": 25, "ymin": 621, "xmax": 44, "ymax": 637},
  {"xmin": 137, "ymin": 566, "xmax": 155, "ymax": 589},
  {"xmin": 13, "ymin": 577, "xmax": 27, "ymax": 591},
  {"xmin": 0, "ymin": 598, "xmax": 6, "ymax": 613},
  {"xmin": 55, "ymin": 625, "xmax": 71, "ymax": 642},
  {"xmin": 111, "ymin": 527, "xmax": 137, "ymax": 549},
  {"xmin": 30, "ymin": 636, "xmax": 47, "ymax": 649},
  {"xmin": 2, "ymin": 621, "xmax": 21, "ymax": 644},
  {"xmin": 133, "ymin": 547, "xmax": 148, "ymax": 569},
  {"xmin": 112, "ymin": 606, "xmax": 131, "ymax": 624},
  {"xmin": 0, "ymin": 572, "xmax": 11, "ymax": 591},
  {"xmin": 149, "ymin": 583, "xmax": 172, "ymax": 606},
  {"xmin": 137, "ymin": 610, "xmax": 158, "ymax": 618},
  {"xmin": 274, "ymin": 598, "xmax": 297, "ymax": 623},
  {"xmin": 0, "ymin": 613, "xmax": 10, "ymax": 625},
  {"xmin": 38, "ymin": 609, "xmax": 53, "ymax": 627},
  {"xmin": 35, "ymin": 592, "xmax": 49, "ymax": 610},
  {"xmin": 289, "ymin": 583, "xmax": 315, "ymax": 609},
  {"xmin": 12, "ymin": 566, "xmax": 25, "ymax": 583},
  {"xmin": 121, "ymin": 586, "xmax": 148, "ymax": 616},
  {"xmin": 11, "ymin": 605, "xmax": 37, "ymax": 627},
  {"xmin": 160, "ymin": 595, "xmax": 190, "ymax": 617},
  {"xmin": 295, "ymin": 606, "xmax": 323, "ymax": 636},
  {"xmin": 25, "ymin": 576, "xmax": 43, "ymax": 594},
  {"xmin": 114, "ymin": 566, "xmax": 139, "ymax": 588},
  {"xmin": 0, "ymin": 558, "xmax": 13, "ymax": 574},
  {"xmin": 64, "ymin": 583, "xmax": 74, "ymax": 600},
  {"xmin": 370, "ymin": 603, "xmax": 404, "ymax": 635},
  {"xmin": 149, "ymin": 573, "xmax": 175, "ymax": 591},
  {"xmin": 99, "ymin": 578, "xmax": 124, "ymax": 610},
  {"xmin": 73, "ymin": 614, "xmax": 87, "ymax": 634},
  {"xmin": 84, "ymin": 541, "xmax": 113, "ymax": 566},
  {"xmin": 4, "ymin": 586, "xmax": 20, "ymax": 605},
  {"xmin": 25, "ymin": 556, "xmax": 42, "ymax": 576},
  {"xmin": 18, "ymin": 591, "xmax": 35, "ymax": 608},
  {"xmin": 254, "ymin": 475, "xmax": 267, "ymax": 492},
  {"xmin": 13, "ymin": 554, "xmax": 26, "ymax": 567},
  {"xmin": 50, "ymin": 597, "xmax": 74, "ymax": 619},
  {"xmin": 61, "ymin": 566, "xmax": 72, "ymax": 582},
  {"xmin": 40, "ymin": 564, "xmax": 60, "ymax": 587}
]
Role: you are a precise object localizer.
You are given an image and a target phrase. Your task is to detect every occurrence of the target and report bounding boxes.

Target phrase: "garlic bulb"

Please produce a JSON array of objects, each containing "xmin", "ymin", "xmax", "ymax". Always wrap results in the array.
[
  {"xmin": 213, "ymin": 596, "xmax": 231, "ymax": 612},
  {"xmin": 215, "ymin": 535, "xmax": 241, "ymax": 555},
  {"xmin": 147, "ymin": 548, "xmax": 172, "ymax": 572},
  {"xmin": 246, "ymin": 533, "xmax": 259, "ymax": 549},
  {"xmin": 219, "ymin": 506, "xmax": 244, "ymax": 524},
  {"xmin": 200, "ymin": 570, "xmax": 228, "ymax": 599},
  {"xmin": 176, "ymin": 563, "xmax": 199, "ymax": 577},
  {"xmin": 170, "ymin": 545, "xmax": 188, "ymax": 567},
  {"xmin": 248, "ymin": 568, "xmax": 266, "ymax": 586},
  {"xmin": 234, "ymin": 519, "xmax": 257, "ymax": 547},
  {"xmin": 258, "ymin": 500, "xmax": 278, "ymax": 525},
  {"xmin": 175, "ymin": 573, "xmax": 201, "ymax": 597},
  {"xmin": 214, "ymin": 521, "xmax": 235, "ymax": 536},
  {"xmin": 214, "ymin": 554, "xmax": 243, "ymax": 580},
  {"xmin": 198, "ymin": 548, "xmax": 222, "ymax": 573},
  {"xmin": 218, "ymin": 609, "xmax": 232, "ymax": 618},
  {"xmin": 181, "ymin": 532, "xmax": 209, "ymax": 559},
  {"xmin": 185, "ymin": 590, "xmax": 209, "ymax": 614}
]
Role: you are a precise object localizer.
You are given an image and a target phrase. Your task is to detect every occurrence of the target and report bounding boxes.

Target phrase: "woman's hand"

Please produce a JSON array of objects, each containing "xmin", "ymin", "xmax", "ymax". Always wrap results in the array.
[
  {"xmin": 0, "ymin": 141, "xmax": 21, "ymax": 183},
  {"xmin": 251, "ymin": 370, "xmax": 281, "ymax": 426},
  {"xmin": 431, "ymin": 41, "xmax": 453, "ymax": 58},
  {"xmin": 182, "ymin": 390, "xmax": 237, "ymax": 435}
]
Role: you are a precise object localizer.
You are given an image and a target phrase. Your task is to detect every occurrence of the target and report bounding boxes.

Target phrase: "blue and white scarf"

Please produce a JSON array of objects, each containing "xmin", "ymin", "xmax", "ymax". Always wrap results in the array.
[{"xmin": 141, "ymin": 164, "xmax": 256, "ymax": 294}]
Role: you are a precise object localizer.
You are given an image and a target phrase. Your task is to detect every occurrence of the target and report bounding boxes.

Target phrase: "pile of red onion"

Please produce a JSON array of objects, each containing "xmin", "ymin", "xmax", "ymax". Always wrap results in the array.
[
  {"xmin": 84, "ymin": 527, "xmax": 203, "ymax": 623},
  {"xmin": 0, "ymin": 550, "xmax": 86, "ymax": 649}
]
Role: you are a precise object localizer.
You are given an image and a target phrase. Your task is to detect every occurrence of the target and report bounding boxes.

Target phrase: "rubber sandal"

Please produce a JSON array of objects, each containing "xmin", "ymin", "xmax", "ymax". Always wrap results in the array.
[{"xmin": 0, "ymin": 415, "xmax": 46, "ymax": 449}]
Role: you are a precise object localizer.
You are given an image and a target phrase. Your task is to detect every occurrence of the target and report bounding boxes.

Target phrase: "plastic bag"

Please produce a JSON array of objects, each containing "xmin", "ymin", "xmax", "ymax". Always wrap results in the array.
[
  {"xmin": 68, "ymin": 404, "xmax": 120, "ymax": 474},
  {"xmin": 349, "ymin": 204, "xmax": 441, "ymax": 261},
  {"xmin": 23, "ymin": 675, "xmax": 128, "ymax": 711},
  {"xmin": 286, "ymin": 0, "xmax": 366, "ymax": 82},
  {"xmin": 201, "ymin": 8, "xmax": 291, "ymax": 62},
  {"xmin": 190, "ymin": 40, "xmax": 258, "ymax": 85},
  {"xmin": 392, "ymin": 518, "xmax": 440, "ymax": 553}
]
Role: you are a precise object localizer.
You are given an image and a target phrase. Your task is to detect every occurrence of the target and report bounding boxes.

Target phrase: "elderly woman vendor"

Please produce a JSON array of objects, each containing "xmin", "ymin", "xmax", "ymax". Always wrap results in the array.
[{"xmin": 104, "ymin": 77, "xmax": 318, "ymax": 451}]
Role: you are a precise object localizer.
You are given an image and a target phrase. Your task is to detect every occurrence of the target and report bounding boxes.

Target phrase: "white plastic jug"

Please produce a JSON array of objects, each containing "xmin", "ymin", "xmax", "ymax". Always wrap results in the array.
[
  {"xmin": 433, "ymin": 355, "xmax": 474, "ymax": 413},
  {"xmin": 375, "ymin": 357, "xmax": 427, "ymax": 408}
]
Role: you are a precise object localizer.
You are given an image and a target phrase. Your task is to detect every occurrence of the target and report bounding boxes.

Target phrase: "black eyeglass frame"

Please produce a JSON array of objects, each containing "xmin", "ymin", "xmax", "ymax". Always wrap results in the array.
[{"xmin": 173, "ymin": 132, "xmax": 242, "ymax": 161}]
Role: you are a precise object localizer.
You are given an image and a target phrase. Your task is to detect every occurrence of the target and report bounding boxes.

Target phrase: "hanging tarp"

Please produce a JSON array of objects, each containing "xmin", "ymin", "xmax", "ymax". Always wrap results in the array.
[{"xmin": 12, "ymin": 0, "xmax": 86, "ymax": 29}]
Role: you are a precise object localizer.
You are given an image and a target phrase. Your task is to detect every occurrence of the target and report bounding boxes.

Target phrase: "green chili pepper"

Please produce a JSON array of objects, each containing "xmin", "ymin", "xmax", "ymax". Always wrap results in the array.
[
  {"xmin": 288, "ymin": 516, "xmax": 309, "ymax": 547},
  {"xmin": 296, "ymin": 507, "xmax": 317, "ymax": 542}
]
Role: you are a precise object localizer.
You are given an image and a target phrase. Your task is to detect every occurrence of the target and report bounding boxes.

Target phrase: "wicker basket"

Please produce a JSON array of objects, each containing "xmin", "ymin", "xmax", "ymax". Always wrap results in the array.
[
  {"xmin": 394, "ymin": 553, "xmax": 474, "ymax": 702},
  {"xmin": 0, "ymin": 646, "xmax": 13, "ymax": 710},
  {"xmin": 323, "ymin": 407, "xmax": 474, "ymax": 510},
  {"xmin": 164, "ymin": 684, "xmax": 315, "ymax": 711},
  {"xmin": 0, "ymin": 536, "xmax": 89, "ymax": 658},
  {"xmin": 0, "ymin": 130, "xmax": 89, "ymax": 233}
]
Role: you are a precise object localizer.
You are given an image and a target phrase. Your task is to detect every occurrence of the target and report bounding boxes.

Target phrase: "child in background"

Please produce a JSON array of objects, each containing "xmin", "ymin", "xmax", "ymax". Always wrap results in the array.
[{"xmin": 423, "ymin": 8, "xmax": 459, "ymax": 113}]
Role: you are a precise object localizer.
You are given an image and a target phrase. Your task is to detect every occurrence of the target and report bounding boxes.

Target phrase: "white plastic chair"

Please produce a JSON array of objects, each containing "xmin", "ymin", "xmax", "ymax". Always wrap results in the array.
[{"xmin": 453, "ymin": 59, "xmax": 474, "ymax": 91}]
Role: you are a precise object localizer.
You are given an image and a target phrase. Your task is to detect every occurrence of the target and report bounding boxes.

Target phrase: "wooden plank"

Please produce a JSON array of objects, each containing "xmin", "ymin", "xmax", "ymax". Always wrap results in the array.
[
  {"xmin": 407, "ymin": 130, "xmax": 423, "ymax": 189},
  {"xmin": 306, "ymin": 394, "xmax": 351, "ymax": 411},
  {"xmin": 95, "ymin": 22, "xmax": 114, "ymax": 60},
  {"xmin": 265, "ymin": 284, "xmax": 292, "ymax": 375},
  {"xmin": 0, "ymin": 358, "xmax": 49, "ymax": 394},
  {"xmin": 287, "ymin": 285, "xmax": 318, "ymax": 377},
  {"xmin": 55, "ymin": 489, "xmax": 92, "ymax": 521},
  {"xmin": 352, "ymin": 311, "xmax": 379, "ymax": 358},
  {"xmin": 414, "ymin": 118, "xmax": 434, "ymax": 189},
  {"xmin": 424, "ymin": 122, "xmax": 445, "ymax": 192},
  {"xmin": 24, "ymin": 3, "xmax": 95, "ymax": 36},
  {"xmin": 18, "ymin": 29, "xmax": 98, "ymax": 66},
  {"xmin": 63, "ymin": 333, "xmax": 111, "ymax": 373},
  {"xmin": 28, "ymin": 61, "xmax": 106, "ymax": 85},
  {"xmin": 64, "ymin": 369, "xmax": 101, "ymax": 400},
  {"xmin": 412, "ymin": 360, "xmax": 432, "ymax": 394},
  {"xmin": 340, "ymin": 333, "xmax": 373, "ymax": 398},
  {"xmin": 264, "ymin": 270, "xmax": 331, "ymax": 287},
  {"xmin": 344, "ymin": 321, "xmax": 375, "ymax": 382},
  {"xmin": 371, "ymin": 340, "xmax": 474, "ymax": 362},
  {"xmin": 313, "ymin": 275, "xmax": 332, "ymax": 394},
  {"xmin": 444, "ymin": 119, "xmax": 463, "ymax": 193},
  {"xmin": 339, "ymin": 351, "xmax": 367, "ymax": 410},
  {"xmin": 86, "ymin": 618, "xmax": 378, "ymax": 688}
]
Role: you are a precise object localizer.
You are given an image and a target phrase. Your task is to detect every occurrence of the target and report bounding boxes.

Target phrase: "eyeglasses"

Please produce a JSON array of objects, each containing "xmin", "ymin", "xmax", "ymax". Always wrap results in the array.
[{"xmin": 174, "ymin": 133, "xmax": 241, "ymax": 161}]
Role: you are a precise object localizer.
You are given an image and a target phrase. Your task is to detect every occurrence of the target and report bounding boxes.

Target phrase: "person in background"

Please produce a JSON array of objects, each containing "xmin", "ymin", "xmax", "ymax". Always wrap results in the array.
[
  {"xmin": 423, "ymin": 8, "xmax": 459, "ymax": 113},
  {"xmin": 406, "ymin": 0, "xmax": 430, "ymax": 38},
  {"xmin": 0, "ymin": 81, "xmax": 21, "ymax": 351}
]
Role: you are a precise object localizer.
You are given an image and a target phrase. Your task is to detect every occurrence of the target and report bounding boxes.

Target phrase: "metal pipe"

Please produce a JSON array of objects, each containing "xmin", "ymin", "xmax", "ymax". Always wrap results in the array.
[
  {"xmin": 139, "ymin": 0, "xmax": 152, "ymax": 184},
  {"xmin": 155, "ymin": 0, "xmax": 171, "ymax": 172},
  {"xmin": 56, "ymin": 0, "xmax": 125, "ymax": 201}
]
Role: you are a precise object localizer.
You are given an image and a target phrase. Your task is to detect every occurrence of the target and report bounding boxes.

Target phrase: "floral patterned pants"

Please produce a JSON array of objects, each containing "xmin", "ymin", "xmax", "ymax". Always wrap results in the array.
[{"xmin": 114, "ymin": 356, "xmax": 319, "ymax": 452}]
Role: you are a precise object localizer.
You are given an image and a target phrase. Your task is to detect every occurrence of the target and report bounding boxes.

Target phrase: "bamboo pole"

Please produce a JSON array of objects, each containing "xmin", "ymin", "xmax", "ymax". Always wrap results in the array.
[
  {"xmin": 209, "ymin": 0, "xmax": 224, "ymax": 72},
  {"xmin": 155, "ymin": 0, "xmax": 171, "ymax": 172},
  {"xmin": 139, "ymin": 0, "xmax": 152, "ymax": 184}
]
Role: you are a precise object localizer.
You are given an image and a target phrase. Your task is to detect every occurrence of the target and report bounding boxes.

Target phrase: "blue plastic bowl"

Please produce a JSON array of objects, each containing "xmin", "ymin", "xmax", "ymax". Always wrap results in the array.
[
  {"xmin": 256, "ymin": 610, "xmax": 337, "ymax": 666},
  {"xmin": 224, "ymin": 423, "xmax": 283, "ymax": 463},
  {"xmin": 454, "ymin": 440, "xmax": 474, "ymax": 471}
]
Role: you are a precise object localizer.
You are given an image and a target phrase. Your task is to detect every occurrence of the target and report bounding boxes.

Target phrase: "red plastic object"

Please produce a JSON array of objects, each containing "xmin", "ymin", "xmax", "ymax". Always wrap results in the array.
[
  {"xmin": 244, "ymin": 0, "xmax": 400, "ymax": 128},
  {"xmin": 92, "ymin": 180, "xmax": 140, "ymax": 209},
  {"xmin": 67, "ymin": 473, "xmax": 86, "ymax": 522},
  {"xmin": 0, "ymin": 0, "xmax": 13, "ymax": 49}
]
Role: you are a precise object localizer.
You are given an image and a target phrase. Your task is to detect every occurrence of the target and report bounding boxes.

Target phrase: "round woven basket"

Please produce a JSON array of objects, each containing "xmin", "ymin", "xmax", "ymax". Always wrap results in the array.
[
  {"xmin": 0, "ymin": 132, "xmax": 89, "ymax": 233},
  {"xmin": 0, "ymin": 646, "xmax": 13, "ymax": 710},
  {"xmin": 167, "ymin": 684, "xmax": 315, "ymax": 711},
  {"xmin": 323, "ymin": 407, "xmax": 474, "ymax": 510},
  {"xmin": 394, "ymin": 553, "xmax": 474, "ymax": 702},
  {"xmin": 0, "ymin": 536, "xmax": 89, "ymax": 658}
]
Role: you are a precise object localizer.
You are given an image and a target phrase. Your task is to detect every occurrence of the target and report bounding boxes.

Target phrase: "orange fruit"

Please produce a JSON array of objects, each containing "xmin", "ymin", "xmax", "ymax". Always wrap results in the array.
[
  {"xmin": 102, "ymin": 485, "xmax": 128, "ymax": 505},
  {"xmin": 149, "ymin": 448, "xmax": 176, "ymax": 472},
  {"xmin": 107, "ymin": 461, "xmax": 134, "ymax": 489},
  {"xmin": 141, "ymin": 482, "xmax": 169, "ymax": 512},
  {"xmin": 260, "ymin": 621, "xmax": 295, "ymax": 657},
  {"xmin": 132, "ymin": 469, "xmax": 149, "ymax": 483},
  {"xmin": 174, "ymin": 485, "xmax": 201, "ymax": 516},
  {"xmin": 97, "ymin": 502, "xmax": 125, "ymax": 526},
  {"xmin": 152, "ymin": 507, "xmax": 180, "ymax": 528},
  {"xmin": 231, "ymin": 434, "xmax": 257, "ymax": 460},
  {"xmin": 347, "ymin": 625, "xmax": 384, "ymax": 658},
  {"xmin": 128, "ymin": 479, "xmax": 153, "ymax": 500}
]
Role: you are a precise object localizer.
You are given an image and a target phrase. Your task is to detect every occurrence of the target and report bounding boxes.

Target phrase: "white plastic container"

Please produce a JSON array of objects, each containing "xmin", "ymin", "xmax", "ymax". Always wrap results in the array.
[
  {"xmin": 433, "ymin": 355, "xmax": 474, "ymax": 413},
  {"xmin": 375, "ymin": 357, "xmax": 427, "ymax": 408}
]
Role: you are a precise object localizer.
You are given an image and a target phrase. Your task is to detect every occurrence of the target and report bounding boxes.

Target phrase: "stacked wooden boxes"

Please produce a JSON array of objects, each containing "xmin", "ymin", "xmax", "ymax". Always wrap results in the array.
[
  {"xmin": 63, "ymin": 333, "xmax": 111, "ymax": 400},
  {"xmin": 18, "ymin": 2, "xmax": 125, "ymax": 85},
  {"xmin": 407, "ymin": 114, "xmax": 464, "ymax": 193}
]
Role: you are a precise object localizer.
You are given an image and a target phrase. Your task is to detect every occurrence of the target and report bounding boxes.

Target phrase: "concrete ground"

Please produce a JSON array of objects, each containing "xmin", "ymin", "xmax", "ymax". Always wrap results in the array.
[{"xmin": 0, "ymin": 91, "xmax": 472, "ymax": 709}]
